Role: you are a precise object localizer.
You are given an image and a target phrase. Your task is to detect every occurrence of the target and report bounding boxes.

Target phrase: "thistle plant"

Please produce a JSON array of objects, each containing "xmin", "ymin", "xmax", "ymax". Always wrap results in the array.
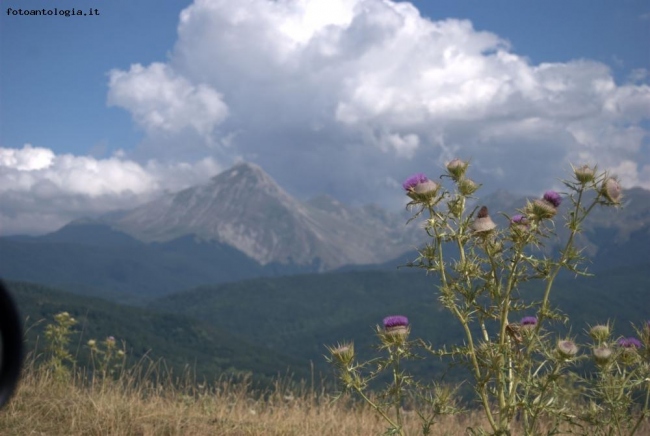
[
  {"xmin": 87, "ymin": 335, "xmax": 127, "ymax": 384},
  {"xmin": 42, "ymin": 311, "xmax": 127, "ymax": 388},
  {"xmin": 577, "ymin": 324, "xmax": 649, "ymax": 436},
  {"xmin": 327, "ymin": 160, "xmax": 649, "ymax": 435},
  {"xmin": 44, "ymin": 311, "xmax": 77, "ymax": 382},
  {"xmin": 326, "ymin": 315, "xmax": 459, "ymax": 435}
]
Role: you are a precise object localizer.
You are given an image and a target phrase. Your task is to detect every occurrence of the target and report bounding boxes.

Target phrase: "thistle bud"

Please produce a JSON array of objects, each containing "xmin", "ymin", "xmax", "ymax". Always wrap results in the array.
[
  {"xmin": 573, "ymin": 165, "xmax": 595, "ymax": 184},
  {"xmin": 593, "ymin": 346, "xmax": 612, "ymax": 365},
  {"xmin": 589, "ymin": 324, "xmax": 610, "ymax": 342},
  {"xmin": 328, "ymin": 342, "xmax": 355, "ymax": 366},
  {"xmin": 471, "ymin": 206, "xmax": 497, "ymax": 233},
  {"xmin": 458, "ymin": 178, "xmax": 479, "ymax": 196},
  {"xmin": 557, "ymin": 340, "xmax": 579, "ymax": 358},
  {"xmin": 601, "ymin": 177, "xmax": 622, "ymax": 204},
  {"xmin": 446, "ymin": 158, "xmax": 469, "ymax": 181},
  {"xmin": 510, "ymin": 214, "xmax": 530, "ymax": 234}
]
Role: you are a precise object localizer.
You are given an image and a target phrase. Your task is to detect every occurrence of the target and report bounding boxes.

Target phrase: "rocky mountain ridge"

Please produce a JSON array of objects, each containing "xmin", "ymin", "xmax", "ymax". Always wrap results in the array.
[{"xmin": 109, "ymin": 162, "xmax": 420, "ymax": 270}]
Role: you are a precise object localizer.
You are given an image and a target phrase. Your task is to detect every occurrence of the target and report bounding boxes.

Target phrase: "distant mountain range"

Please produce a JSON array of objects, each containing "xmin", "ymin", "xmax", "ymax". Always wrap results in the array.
[
  {"xmin": 1, "ymin": 162, "xmax": 648, "ymax": 302},
  {"xmin": 108, "ymin": 162, "xmax": 420, "ymax": 270},
  {"xmin": 9, "ymin": 262, "xmax": 648, "ymax": 391},
  {"xmin": 9, "ymin": 280, "xmax": 309, "ymax": 385}
]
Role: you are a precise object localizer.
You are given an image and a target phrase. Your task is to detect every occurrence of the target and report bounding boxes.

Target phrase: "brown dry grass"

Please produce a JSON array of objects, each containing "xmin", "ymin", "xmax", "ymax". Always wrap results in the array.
[
  {"xmin": 2, "ymin": 359, "xmax": 648, "ymax": 436},
  {"xmin": 0, "ymin": 357, "xmax": 486, "ymax": 436}
]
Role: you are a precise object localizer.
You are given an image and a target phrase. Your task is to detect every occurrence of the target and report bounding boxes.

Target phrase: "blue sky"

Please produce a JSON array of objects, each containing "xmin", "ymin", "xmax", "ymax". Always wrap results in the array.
[{"xmin": 1, "ymin": 0, "xmax": 649, "ymax": 234}]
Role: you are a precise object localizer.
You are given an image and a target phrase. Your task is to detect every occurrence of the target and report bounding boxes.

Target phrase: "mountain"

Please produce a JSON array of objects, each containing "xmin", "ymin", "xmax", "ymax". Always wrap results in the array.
[
  {"xmin": 1, "ymin": 162, "xmax": 647, "ymax": 303},
  {"xmin": 0, "ymin": 158, "xmax": 420, "ymax": 301},
  {"xmin": 8, "ymin": 280, "xmax": 309, "ymax": 384},
  {"xmin": 0, "ymin": 225, "xmax": 314, "ymax": 303},
  {"xmin": 109, "ymin": 162, "xmax": 419, "ymax": 270},
  {"xmin": 148, "ymin": 264, "xmax": 650, "ymax": 384}
]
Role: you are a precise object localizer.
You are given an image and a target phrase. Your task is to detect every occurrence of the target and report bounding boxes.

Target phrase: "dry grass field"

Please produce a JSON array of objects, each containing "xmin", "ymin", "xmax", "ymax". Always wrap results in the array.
[
  {"xmin": 0, "ymin": 359, "xmax": 484, "ymax": 436},
  {"xmin": 3, "ymin": 358, "xmax": 647, "ymax": 436}
]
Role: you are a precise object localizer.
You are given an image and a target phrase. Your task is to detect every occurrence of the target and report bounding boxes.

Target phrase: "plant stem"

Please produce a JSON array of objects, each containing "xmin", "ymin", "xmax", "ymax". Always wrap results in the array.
[
  {"xmin": 431, "ymin": 217, "xmax": 498, "ymax": 433},
  {"xmin": 393, "ymin": 348, "xmax": 403, "ymax": 431},
  {"xmin": 355, "ymin": 388, "xmax": 403, "ymax": 435},
  {"xmin": 629, "ymin": 377, "xmax": 650, "ymax": 436}
]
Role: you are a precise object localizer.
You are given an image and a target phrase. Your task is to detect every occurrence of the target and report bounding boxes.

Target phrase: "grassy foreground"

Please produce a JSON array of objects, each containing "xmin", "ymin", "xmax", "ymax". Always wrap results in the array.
[
  {"xmin": 3, "ymin": 359, "xmax": 647, "ymax": 435},
  {"xmin": 0, "ymin": 358, "xmax": 487, "ymax": 436},
  {"xmin": 2, "ymin": 310, "xmax": 647, "ymax": 435}
]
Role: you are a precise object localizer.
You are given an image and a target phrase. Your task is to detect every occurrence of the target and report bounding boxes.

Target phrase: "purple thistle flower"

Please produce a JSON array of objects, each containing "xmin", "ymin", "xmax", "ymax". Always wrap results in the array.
[
  {"xmin": 520, "ymin": 316, "xmax": 537, "ymax": 326},
  {"xmin": 511, "ymin": 214, "xmax": 528, "ymax": 225},
  {"xmin": 617, "ymin": 337, "xmax": 642, "ymax": 348},
  {"xmin": 402, "ymin": 173, "xmax": 428, "ymax": 191},
  {"xmin": 383, "ymin": 315, "xmax": 409, "ymax": 329},
  {"xmin": 543, "ymin": 191, "xmax": 562, "ymax": 208}
]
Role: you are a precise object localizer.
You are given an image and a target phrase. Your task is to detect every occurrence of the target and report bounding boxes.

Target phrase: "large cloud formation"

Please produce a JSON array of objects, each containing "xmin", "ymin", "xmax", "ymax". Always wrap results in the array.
[
  {"xmin": 0, "ymin": 145, "xmax": 221, "ymax": 234},
  {"xmin": 2, "ymin": 0, "xmax": 649, "ymax": 235}
]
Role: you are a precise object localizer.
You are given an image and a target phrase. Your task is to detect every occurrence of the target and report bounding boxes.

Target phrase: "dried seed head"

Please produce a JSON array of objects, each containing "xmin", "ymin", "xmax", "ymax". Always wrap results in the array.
[
  {"xmin": 506, "ymin": 323, "xmax": 523, "ymax": 344},
  {"xmin": 471, "ymin": 206, "xmax": 497, "ymax": 233}
]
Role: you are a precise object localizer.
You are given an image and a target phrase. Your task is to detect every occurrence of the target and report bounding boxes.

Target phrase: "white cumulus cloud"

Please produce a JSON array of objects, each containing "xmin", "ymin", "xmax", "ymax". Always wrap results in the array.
[
  {"xmin": 0, "ymin": 144, "xmax": 223, "ymax": 235},
  {"xmin": 102, "ymin": 0, "xmax": 649, "ymax": 203},
  {"xmin": 4, "ymin": 0, "xmax": 650, "ymax": 234},
  {"xmin": 107, "ymin": 62, "xmax": 228, "ymax": 137}
]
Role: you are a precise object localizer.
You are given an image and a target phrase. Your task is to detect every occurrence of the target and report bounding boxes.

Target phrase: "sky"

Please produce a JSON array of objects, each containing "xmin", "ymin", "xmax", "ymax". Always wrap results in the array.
[{"xmin": 1, "ymin": 0, "xmax": 649, "ymax": 235}]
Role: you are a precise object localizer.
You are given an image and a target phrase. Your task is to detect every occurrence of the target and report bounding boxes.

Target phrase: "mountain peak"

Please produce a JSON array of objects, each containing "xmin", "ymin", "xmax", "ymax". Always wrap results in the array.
[
  {"xmin": 112, "ymin": 162, "xmax": 307, "ymax": 264},
  {"xmin": 108, "ymin": 162, "xmax": 421, "ymax": 270},
  {"xmin": 205, "ymin": 162, "xmax": 289, "ymax": 202},
  {"xmin": 212, "ymin": 161, "xmax": 265, "ymax": 181}
]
